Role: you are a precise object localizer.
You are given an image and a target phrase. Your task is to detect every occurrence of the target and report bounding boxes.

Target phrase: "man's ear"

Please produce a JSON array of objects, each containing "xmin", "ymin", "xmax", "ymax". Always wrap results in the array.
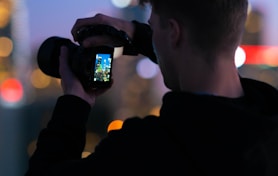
[{"xmin": 168, "ymin": 19, "xmax": 182, "ymax": 47}]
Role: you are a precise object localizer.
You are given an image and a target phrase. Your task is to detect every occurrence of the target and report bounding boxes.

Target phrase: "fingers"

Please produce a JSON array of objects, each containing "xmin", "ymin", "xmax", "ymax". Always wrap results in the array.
[
  {"xmin": 72, "ymin": 14, "xmax": 108, "ymax": 41},
  {"xmin": 58, "ymin": 44, "xmax": 112, "ymax": 106},
  {"xmin": 71, "ymin": 13, "xmax": 124, "ymax": 42},
  {"xmin": 59, "ymin": 46, "xmax": 85, "ymax": 95},
  {"xmin": 59, "ymin": 46, "xmax": 70, "ymax": 77},
  {"xmin": 81, "ymin": 35, "xmax": 116, "ymax": 48}
]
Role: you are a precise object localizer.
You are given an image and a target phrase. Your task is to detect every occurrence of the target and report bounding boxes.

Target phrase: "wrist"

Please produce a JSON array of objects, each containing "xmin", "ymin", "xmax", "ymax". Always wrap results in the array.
[{"xmin": 64, "ymin": 91, "xmax": 96, "ymax": 107}]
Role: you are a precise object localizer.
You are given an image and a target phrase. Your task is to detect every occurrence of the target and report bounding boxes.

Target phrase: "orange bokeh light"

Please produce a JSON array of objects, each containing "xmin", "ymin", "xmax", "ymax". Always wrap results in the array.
[{"xmin": 107, "ymin": 120, "xmax": 123, "ymax": 132}]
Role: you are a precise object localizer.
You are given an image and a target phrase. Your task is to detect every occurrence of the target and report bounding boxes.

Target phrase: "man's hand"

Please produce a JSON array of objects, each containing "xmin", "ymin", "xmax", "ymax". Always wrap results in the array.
[
  {"xmin": 71, "ymin": 13, "xmax": 135, "ymax": 48},
  {"xmin": 59, "ymin": 46, "xmax": 111, "ymax": 107}
]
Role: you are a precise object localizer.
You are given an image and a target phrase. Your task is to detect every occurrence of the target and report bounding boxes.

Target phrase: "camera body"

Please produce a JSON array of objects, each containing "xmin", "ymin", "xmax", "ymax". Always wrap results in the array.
[{"xmin": 37, "ymin": 24, "xmax": 130, "ymax": 90}]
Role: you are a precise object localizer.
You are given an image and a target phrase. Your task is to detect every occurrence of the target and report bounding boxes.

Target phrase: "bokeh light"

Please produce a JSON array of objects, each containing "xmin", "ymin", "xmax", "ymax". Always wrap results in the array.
[
  {"xmin": 241, "ymin": 45, "xmax": 278, "ymax": 66},
  {"xmin": 136, "ymin": 57, "xmax": 159, "ymax": 79},
  {"xmin": 30, "ymin": 69, "xmax": 51, "ymax": 89},
  {"xmin": 111, "ymin": 0, "xmax": 133, "ymax": 8},
  {"xmin": 0, "ymin": 0, "xmax": 13, "ymax": 28},
  {"xmin": 82, "ymin": 132, "xmax": 101, "ymax": 158},
  {"xmin": 235, "ymin": 46, "xmax": 246, "ymax": 68},
  {"xmin": 261, "ymin": 47, "xmax": 278, "ymax": 67},
  {"xmin": 107, "ymin": 119, "xmax": 123, "ymax": 132},
  {"xmin": 0, "ymin": 78, "xmax": 23, "ymax": 103},
  {"xmin": 149, "ymin": 105, "xmax": 160, "ymax": 116},
  {"xmin": 0, "ymin": 37, "xmax": 13, "ymax": 57}
]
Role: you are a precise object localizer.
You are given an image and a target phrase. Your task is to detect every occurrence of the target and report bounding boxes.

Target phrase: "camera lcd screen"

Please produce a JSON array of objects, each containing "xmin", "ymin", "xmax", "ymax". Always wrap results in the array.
[{"xmin": 93, "ymin": 53, "xmax": 113, "ymax": 83}]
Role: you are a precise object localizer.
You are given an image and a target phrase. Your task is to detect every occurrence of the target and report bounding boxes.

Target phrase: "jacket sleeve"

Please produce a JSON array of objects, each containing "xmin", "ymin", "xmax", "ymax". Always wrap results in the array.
[
  {"xmin": 122, "ymin": 20, "xmax": 157, "ymax": 64},
  {"xmin": 25, "ymin": 95, "xmax": 91, "ymax": 176}
]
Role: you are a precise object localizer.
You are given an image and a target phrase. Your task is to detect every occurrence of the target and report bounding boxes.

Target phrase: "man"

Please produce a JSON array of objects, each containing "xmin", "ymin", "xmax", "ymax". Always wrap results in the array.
[{"xmin": 25, "ymin": 0, "xmax": 278, "ymax": 175}]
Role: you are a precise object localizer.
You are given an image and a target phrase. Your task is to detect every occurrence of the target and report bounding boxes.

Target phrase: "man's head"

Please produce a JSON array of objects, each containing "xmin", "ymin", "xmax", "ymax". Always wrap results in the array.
[
  {"xmin": 139, "ymin": 0, "xmax": 249, "ymax": 91},
  {"xmin": 139, "ymin": 0, "xmax": 248, "ymax": 53}
]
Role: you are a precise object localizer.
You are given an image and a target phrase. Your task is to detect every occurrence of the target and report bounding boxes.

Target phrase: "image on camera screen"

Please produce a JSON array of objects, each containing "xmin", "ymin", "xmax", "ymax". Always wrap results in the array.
[{"xmin": 93, "ymin": 53, "xmax": 113, "ymax": 82}]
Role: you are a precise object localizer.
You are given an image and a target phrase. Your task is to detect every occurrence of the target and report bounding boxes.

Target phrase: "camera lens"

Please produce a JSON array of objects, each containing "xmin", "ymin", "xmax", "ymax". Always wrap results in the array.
[{"xmin": 37, "ymin": 36, "xmax": 78, "ymax": 78}]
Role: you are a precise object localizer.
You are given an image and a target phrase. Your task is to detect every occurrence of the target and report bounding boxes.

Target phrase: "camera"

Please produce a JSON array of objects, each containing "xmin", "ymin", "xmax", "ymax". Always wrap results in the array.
[{"xmin": 37, "ymin": 24, "xmax": 132, "ymax": 90}]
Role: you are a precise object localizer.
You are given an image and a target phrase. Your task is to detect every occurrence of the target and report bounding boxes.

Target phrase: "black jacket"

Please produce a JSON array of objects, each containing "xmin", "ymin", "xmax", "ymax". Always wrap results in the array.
[{"xmin": 25, "ymin": 78, "xmax": 278, "ymax": 176}]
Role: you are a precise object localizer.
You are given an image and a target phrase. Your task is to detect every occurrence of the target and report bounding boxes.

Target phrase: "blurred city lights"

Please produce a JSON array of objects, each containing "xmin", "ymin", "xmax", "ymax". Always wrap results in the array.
[
  {"xmin": 111, "ymin": 0, "xmax": 132, "ymax": 8},
  {"xmin": 107, "ymin": 119, "xmax": 123, "ymax": 132},
  {"xmin": 81, "ymin": 132, "xmax": 101, "ymax": 158},
  {"xmin": 241, "ymin": 45, "xmax": 278, "ymax": 66},
  {"xmin": 149, "ymin": 105, "xmax": 160, "ymax": 116},
  {"xmin": 0, "ymin": 71, "xmax": 9, "ymax": 81},
  {"xmin": 245, "ymin": 10, "xmax": 262, "ymax": 34},
  {"xmin": 0, "ymin": 78, "xmax": 24, "ymax": 105},
  {"xmin": 235, "ymin": 46, "xmax": 246, "ymax": 68},
  {"xmin": 0, "ymin": 37, "xmax": 13, "ymax": 57},
  {"xmin": 0, "ymin": 0, "xmax": 13, "ymax": 28},
  {"xmin": 30, "ymin": 69, "xmax": 51, "ymax": 89},
  {"xmin": 136, "ymin": 57, "xmax": 159, "ymax": 79},
  {"xmin": 0, "ymin": 1, "xmax": 277, "ymax": 176}
]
